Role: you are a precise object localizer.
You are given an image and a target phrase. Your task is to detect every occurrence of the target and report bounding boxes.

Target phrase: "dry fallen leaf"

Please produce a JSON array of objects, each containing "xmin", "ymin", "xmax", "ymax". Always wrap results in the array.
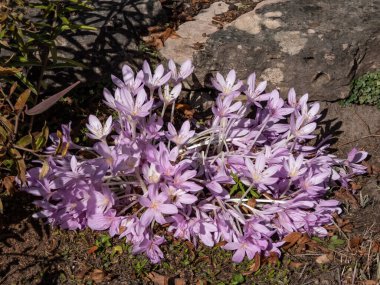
[
  {"xmin": 363, "ymin": 280, "xmax": 379, "ymax": 285},
  {"xmin": 247, "ymin": 253, "xmax": 261, "ymax": 273},
  {"xmin": 350, "ymin": 181, "xmax": 362, "ymax": 191},
  {"xmin": 282, "ymin": 232, "xmax": 302, "ymax": 250},
  {"xmin": 334, "ymin": 188, "xmax": 360, "ymax": 209},
  {"xmin": 315, "ymin": 253, "xmax": 333, "ymax": 264},
  {"xmin": 174, "ymin": 278, "xmax": 186, "ymax": 285},
  {"xmin": 215, "ymin": 240, "xmax": 227, "ymax": 247},
  {"xmin": 362, "ymin": 280, "xmax": 378, "ymax": 285},
  {"xmin": 2, "ymin": 176, "xmax": 15, "ymax": 195},
  {"xmin": 289, "ymin": 261, "xmax": 304, "ymax": 269},
  {"xmin": 87, "ymin": 245, "xmax": 98, "ymax": 254},
  {"xmin": 146, "ymin": 272, "xmax": 169, "ymax": 285},
  {"xmin": 372, "ymin": 241, "xmax": 380, "ymax": 253},
  {"xmin": 266, "ymin": 252, "xmax": 279, "ymax": 265},
  {"xmin": 90, "ymin": 269, "xmax": 105, "ymax": 283},
  {"xmin": 0, "ymin": 66, "xmax": 21, "ymax": 76},
  {"xmin": 349, "ymin": 236, "xmax": 362, "ymax": 249}
]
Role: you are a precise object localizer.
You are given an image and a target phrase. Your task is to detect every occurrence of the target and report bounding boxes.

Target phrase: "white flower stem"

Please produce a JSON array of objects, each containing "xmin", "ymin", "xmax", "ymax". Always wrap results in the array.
[
  {"xmin": 227, "ymin": 198, "xmax": 287, "ymax": 204},
  {"xmin": 249, "ymin": 114, "xmax": 270, "ymax": 148}
]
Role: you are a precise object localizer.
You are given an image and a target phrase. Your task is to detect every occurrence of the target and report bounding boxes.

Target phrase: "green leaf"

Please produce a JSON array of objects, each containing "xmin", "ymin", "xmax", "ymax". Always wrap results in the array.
[
  {"xmin": 77, "ymin": 24, "xmax": 97, "ymax": 31},
  {"xmin": 231, "ymin": 273, "xmax": 245, "ymax": 285},
  {"xmin": 16, "ymin": 134, "xmax": 33, "ymax": 147},
  {"xmin": 54, "ymin": 57, "xmax": 87, "ymax": 68},
  {"xmin": 14, "ymin": 73, "xmax": 37, "ymax": 95}
]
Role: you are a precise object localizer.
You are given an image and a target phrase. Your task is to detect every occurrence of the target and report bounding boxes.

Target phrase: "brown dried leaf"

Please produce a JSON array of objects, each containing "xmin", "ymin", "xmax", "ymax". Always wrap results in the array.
[
  {"xmin": 334, "ymin": 188, "xmax": 360, "ymax": 209},
  {"xmin": 247, "ymin": 198, "xmax": 256, "ymax": 208},
  {"xmin": 0, "ymin": 66, "xmax": 21, "ymax": 76},
  {"xmin": 248, "ymin": 253, "xmax": 261, "ymax": 273},
  {"xmin": 315, "ymin": 253, "xmax": 333, "ymax": 264},
  {"xmin": 146, "ymin": 272, "xmax": 169, "ymax": 285},
  {"xmin": 9, "ymin": 82, "xmax": 18, "ymax": 97},
  {"xmin": 298, "ymin": 234, "xmax": 311, "ymax": 245},
  {"xmin": 350, "ymin": 181, "xmax": 362, "ymax": 191},
  {"xmin": 372, "ymin": 241, "xmax": 380, "ymax": 253},
  {"xmin": 267, "ymin": 252, "xmax": 279, "ymax": 265},
  {"xmin": 14, "ymin": 89, "xmax": 30, "ymax": 111},
  {"xmin": 362, "ymin": 280, "xmax": 378, "ymax": 285},
  {"xmin": 349, "ymin": 236, "xmax": 362, "ymax": 249},
  {"xmin": 148, "ymin": 25, "xmax": 164, "ymax": 33},
  {"xmin": 289, "ymin": 261, "xmax": 303, "ymax": 269},
  {"xmin": 87, "ymin": 245, "xmax": 98, "ymax": 254},
  {"xmin": 282, "ymin": 232, "xmax": 302, "ymax": 250},
  {"xmin": 174, "ymin": 278, "xmax": 186, "ymax": 285},
  {"xmin": 215, "ymin": 241, "xmax": 227, "ymax": 247},
  {"xmin": 90, "ymin": 269, "xmax": 105, "ymax": 283},
  {"xmin": 9, "ymin": 148, "xmax": 26, "ymax": 183},
  {"xmin": 0, "ymin": 116, "xmax": 14, "ymax": 133},
  {"xmin": 185, "ymin": 240, "xmax": 195, "ymax": 250},
  {"xmin": 2, "ymin": 176, "xmax": 15, "ymax": 195}
]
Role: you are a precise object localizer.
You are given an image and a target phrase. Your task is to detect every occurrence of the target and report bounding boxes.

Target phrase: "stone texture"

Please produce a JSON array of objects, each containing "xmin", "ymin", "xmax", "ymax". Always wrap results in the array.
[
  {"xmin": 160, "ymin": 2, "xmax": 229, "ymax": 64},
  {"xmin": 318, "ymin": 102, "xmax": 380, "ymax": 160},
  {"xmin": 192, "ymin": 0, "xmax": 380, "ymax": 101},
  {"xmin": 47, "ymin": 0, "xmax": 166, "ymax": 85}
]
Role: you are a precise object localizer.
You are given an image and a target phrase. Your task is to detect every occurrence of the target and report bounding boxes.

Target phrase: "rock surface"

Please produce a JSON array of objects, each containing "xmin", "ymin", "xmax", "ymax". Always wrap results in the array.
[
  {"xmin": 318, "ymin": 102, "xmax": 380, "ymax": 159},
  {"xmin": 52, "ymin": 0, "xmax": 166, "ymax": 84},
  {"xmin": 160, "ymin": 2, "xmax": 229, "ymax": 64},
  {"xmin": 189, "ymin": 0, "xmax": 380, "ymax": 102}
]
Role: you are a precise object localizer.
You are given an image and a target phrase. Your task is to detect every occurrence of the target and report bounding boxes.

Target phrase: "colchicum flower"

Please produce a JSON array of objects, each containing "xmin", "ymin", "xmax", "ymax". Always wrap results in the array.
[{"xmin": 22, "ymin": 59, "xmax": 368, "ymax": 264}]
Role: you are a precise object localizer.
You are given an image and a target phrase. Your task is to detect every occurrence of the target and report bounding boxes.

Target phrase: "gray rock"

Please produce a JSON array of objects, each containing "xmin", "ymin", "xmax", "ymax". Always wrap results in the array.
[
  {"xmin": 318, "ymin": 102, "xmax": 380, "ymax": 159},
  {"xmin": 160, "ymin": 2, "xmax": 229, "ymax": 64},
  {"xmin": 193, "ymin": 0, "xmax": 380, "ymax": 101}
]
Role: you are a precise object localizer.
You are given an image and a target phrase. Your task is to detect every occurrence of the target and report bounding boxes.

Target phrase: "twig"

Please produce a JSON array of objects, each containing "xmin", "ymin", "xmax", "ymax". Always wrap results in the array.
[
  {"xmin": 351, "ymin": 260, "xmax": 358, "ymax": 285},
  {"xmin": 331, "ymin": 219, "xmax": 349, "ymax": 241}
]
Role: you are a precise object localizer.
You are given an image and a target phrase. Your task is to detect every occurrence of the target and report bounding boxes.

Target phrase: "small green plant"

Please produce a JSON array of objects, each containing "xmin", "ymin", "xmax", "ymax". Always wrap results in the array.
[
  {"xmin": 231, "ymin": 273, "xmax": 245, "ymax": 285},
  {"xmin": 344, "ymin": 70, "xmax": 380, "ymax": 108},
  {"xmin": 0, "ymin": 0, "xmax": 93, "ymax": 213}
]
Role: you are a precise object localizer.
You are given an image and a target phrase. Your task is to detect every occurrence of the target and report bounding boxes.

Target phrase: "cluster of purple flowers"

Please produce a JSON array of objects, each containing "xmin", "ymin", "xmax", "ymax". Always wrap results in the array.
[{"xmin": 23, "ymin": 60, "xmax": 367, "ymax": 263}]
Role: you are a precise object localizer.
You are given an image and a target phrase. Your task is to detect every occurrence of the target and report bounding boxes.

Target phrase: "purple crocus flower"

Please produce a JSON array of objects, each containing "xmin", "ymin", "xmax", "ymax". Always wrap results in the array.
[
  {"xmin": 244, "ymin": 72, "xmax": 268, "ymax": 107},
  {"xmin": 242, "ymin": 153, "xmax": 279, "ymax": 188},
  {"xmin": 115, "ymin": 88, "xmax": 153, "ymax": 119},
  {"xmin": 133, "ymin": 235, "xmax": 165, "ymax": 264},
  {"xmin": 283, "ymin": 154, "xmax": 307, "ymax": 180},
  {"xmin": 168, "ymin": 59, "xmax": 194, "ymax": 83},
  {"xmin": 212, "ymin": 70, "xmax": 243, "ymax": 96},
  {"xmin": 224, "ymin": 236, "xmax": 261, "ymax": 263},
  {"xmin": 158, "ymin": 83, "xmax": 182, "ymax": 106},
  {"xmin": 139, "ymin": 190, "xmax": 178, "ymax": 225},
  {"xmin": 143, "ymin": 61, "xmax": 171, "ymax": 92},
  {"xmin": 166, "ymin": 121, "xmax": 195, "ymax": 146},
  {"xmin": 86, "ymin": 115, "xmax": 112, "ymax": 140},
  {"xmin": 87, "ymin": 209, "xmax": 120, "ymax": 233},
  {"xmin": 212, "ymin": 95, "xmax": 242, "ymax": 118},
  {"xmin": 162, "ymin": 184, "xmax": 198, "ymax": 208}
]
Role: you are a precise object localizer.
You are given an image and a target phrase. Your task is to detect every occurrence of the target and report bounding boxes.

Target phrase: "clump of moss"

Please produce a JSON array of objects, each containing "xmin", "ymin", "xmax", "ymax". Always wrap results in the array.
[{"xmin": 344, "ymin": 71, "xmax": 380, "ymax": 108}]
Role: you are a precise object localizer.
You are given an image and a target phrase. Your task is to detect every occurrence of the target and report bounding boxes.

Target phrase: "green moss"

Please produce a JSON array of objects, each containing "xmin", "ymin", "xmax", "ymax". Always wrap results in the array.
[{"xmin": 344, "ymin": 70, "xmax": 380, "ymax": 108}]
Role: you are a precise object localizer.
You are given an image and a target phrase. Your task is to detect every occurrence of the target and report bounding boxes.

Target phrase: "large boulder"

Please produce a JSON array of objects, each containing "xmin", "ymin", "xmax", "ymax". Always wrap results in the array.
[{"xmin": 191, "ymin": 0, "xmax": 380, "ymax": 101}]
